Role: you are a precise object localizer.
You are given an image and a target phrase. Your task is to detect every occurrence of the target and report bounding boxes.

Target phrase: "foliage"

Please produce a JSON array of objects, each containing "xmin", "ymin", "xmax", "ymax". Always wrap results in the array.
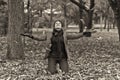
[
  {"xmin": 108, "ymin": 0, "xmax": 120, "ymax": 18},
  {"xmin": 0, "ymin": 0, "xmax": 7, "ymax": 16},
  {"xmin": 0, "ymin": 30, "xmax": 120, "ymax": 79},
  {"xmin": 0, "ymin": 0, "xmax": 7, "ymax": 6},
  {"xmin": 0, "ymin": 0, "xmax": 8, "ymax": 36}
]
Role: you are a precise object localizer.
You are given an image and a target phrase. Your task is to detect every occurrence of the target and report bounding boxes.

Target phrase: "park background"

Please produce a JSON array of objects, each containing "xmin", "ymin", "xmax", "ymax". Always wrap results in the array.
[{"xmin": 0, "ymin": 0, "xmax": 120, "ymax": 80}]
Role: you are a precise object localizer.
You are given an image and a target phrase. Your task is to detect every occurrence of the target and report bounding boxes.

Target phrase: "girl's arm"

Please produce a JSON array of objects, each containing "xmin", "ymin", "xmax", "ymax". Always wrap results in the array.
[
  {"xmin": 66, "ymin": 32, "xmax": 84, "ymax": 40},
  {"xmin": 21, "ymin": 32, "xmax": 47, "ymax": 41}
]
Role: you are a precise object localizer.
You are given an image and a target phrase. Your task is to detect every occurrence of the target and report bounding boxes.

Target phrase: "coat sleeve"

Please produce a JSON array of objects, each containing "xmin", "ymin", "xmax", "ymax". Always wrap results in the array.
[
  {"xmin": 30, "ymin": 34, "xmax": 47, "ymax": 41},
  {"xmin": 66, "ymin": 32, "xmax": 83, "ymax": 40},
  {"xmin": 21, "ymin": 33, "xmax": 47, "ymax": 41}
]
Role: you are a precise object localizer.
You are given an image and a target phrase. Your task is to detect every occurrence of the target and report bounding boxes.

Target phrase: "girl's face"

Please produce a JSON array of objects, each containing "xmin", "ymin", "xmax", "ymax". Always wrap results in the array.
[{"xmin": 54, "ymin": 21, "xmax": 62, "ymax": 31}]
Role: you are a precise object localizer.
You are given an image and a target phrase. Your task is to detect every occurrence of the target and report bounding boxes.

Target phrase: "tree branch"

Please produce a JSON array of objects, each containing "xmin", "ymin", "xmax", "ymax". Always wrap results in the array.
[
  {"xmin": 70, "ymin": 0, "xmax": 80, "ymax": 7},
  {"xmin": 90, "ymin": 0, "xmax": 95, "ymax": 9},
  {"xmin": 108, "ymin": 0, "xmax": 120, "ymax": 18},
  {"xmin": 70, "ymin": 0, "xmax": 89, "ymax": 12},
  {"xmin": 108, "ymin": 0, "xmax": 117, "ymax": 11}
]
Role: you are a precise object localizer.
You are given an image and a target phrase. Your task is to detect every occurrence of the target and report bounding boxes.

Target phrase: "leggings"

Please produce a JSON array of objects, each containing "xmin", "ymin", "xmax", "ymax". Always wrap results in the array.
[{"xmin": 48, "ymin": 58, "xmax": 69, "ymax": 74}]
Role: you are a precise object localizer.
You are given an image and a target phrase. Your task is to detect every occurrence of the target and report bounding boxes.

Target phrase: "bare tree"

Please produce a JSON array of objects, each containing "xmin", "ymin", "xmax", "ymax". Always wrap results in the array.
[
  {"xmin": 70, "ymin": 0, "xmax": 95, "ymax": 36},
  {"xmin": 108, "ymin": 0, "xmax": 120, "ymax": 41},
  {"xmin": 7, "ymin": 0, "xmax": 24, "ymax": 59}
]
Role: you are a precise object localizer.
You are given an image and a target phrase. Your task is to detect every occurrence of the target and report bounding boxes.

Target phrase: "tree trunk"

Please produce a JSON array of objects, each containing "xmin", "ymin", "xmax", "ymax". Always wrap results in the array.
[
  {"xmin": 107, "ymin": 21, "xmax": 110, "ymax": 32},
  {"xmin": 86, "ymin": 0, "xmax": 95, "ymax": 37},
  {"xmin": 79, "ymin": 0, "xmax": 83, "ymax": 33},
  {"xmin": 100, "ymin": 15, "xmax": 103, "ymax": 31},
  {"xmin": 50, "ymin": 2, "xmax": 53, "ymax": 28},
  {"xmin": 79, "ymin": 10, "xmax": 83, "ymax": 33},
  {"xmin": 116, "ymin": 17, "xmax": 120, "ymax": 41},
  {"xmin": 104, "ymin": 16, "xmax": 107, "ymax": 29},
  {"xmin": 87, "ymin": 11, "xmax": 93, "ymax": 29},
  {"xmin": 85, "ymin": 10, "xmax": 93, "ymax": 37},
  {"xmin": 40, "ymin": 9, "xmax": 43, "ymax": 17},
  {"xmin": 108, "ymin": 0, "xmax": 120, "ymax": 41},
  {"xmin": 7, "ymin": 0, "xmax": 24, "ymax": 59},
  {"xmin": 112, "ymin": 19, "xmax": 116, "ymax": 29},
  {"xmin": 27, "ymin": 0, "xmax": 32, "ymax": 34}
]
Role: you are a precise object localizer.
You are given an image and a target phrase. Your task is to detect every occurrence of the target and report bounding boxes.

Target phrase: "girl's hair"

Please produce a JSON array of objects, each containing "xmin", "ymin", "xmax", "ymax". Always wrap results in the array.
[
  {"xmin": 51, "ymin": 20, "xmax": 64, "ymax": 41},
  {"xmin": 53, "ymin": 20, "xmax": 63, "ymax": 28}
]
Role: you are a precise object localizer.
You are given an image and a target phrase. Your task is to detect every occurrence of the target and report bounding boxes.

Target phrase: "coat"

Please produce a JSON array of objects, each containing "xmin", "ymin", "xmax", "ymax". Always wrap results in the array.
[{"xmin": 48, "ymin": 29, "xmax": 68, "ymax": 59}]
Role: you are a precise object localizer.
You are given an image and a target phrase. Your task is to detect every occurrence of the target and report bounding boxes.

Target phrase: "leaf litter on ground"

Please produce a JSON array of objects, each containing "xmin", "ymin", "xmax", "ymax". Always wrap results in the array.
[{"xmin": 0, "ymin": 31, "xmax": 120, "ymax": 79}]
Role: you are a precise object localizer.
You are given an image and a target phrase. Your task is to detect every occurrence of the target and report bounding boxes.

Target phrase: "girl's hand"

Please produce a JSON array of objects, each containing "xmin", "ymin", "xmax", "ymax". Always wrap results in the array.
[{"xmin": 20, "ymin": 33, "xmax": 33, "ymax": 38}]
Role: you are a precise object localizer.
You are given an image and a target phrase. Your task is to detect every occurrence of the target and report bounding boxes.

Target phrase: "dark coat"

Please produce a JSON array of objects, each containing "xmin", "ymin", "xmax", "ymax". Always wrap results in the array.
[{"xmin": 49, "ymin": 29, "xmax": 68, "ymax": 59}]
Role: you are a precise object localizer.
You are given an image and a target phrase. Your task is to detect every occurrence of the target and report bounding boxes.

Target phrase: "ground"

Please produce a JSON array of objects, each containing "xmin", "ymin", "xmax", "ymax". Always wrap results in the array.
[{"xmin": 0, "ymin": 29, "xmax": 120, "ymax": 80}]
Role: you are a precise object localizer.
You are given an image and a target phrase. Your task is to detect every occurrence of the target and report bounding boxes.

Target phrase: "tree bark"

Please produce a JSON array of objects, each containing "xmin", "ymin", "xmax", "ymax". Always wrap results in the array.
[
  {"xmin": 86, "ymin": 0, "xmax": 95, "ymax": 37},
  {"xmin": 108, "ymin": 0, "xmax": 120, "ymax": 41},
  {"xmin": 79, "ymin": 0, "xmax": 83, "ymax": 33},
  {"xmin": 104, "ymin": 16, "xmax": 107, "ymax": 29},
  {"xmin": 116, "ymin": 17, "xmax": 120, "ymax": 41},
  {"xmin": 107, "ymin": 21, "xmax": 110, "ymax": 32},
  {"xmin": 87, "ymin": 10, "xmax": 94, "ymax": 30},
  {"xmin": 50, "ymin": 2, "xmax": 53, "ymax": 28},
  {"xmin": 70, "ymin": 0, "xmax": 95, "ymax": 37},
  {"xmin": 7, "ymin": 0, "xmax": 24, "ymax": 59},
  {"xmin": 70, "ymin": 0, "xmax": 89, "ymax": 12},
  {"xmin": 27, "ymin": 0, "xmax": 32, "ymax": 34},
  {"xmin": 112, "ymin": 19, "xmax": 116, "ymax": 29}
]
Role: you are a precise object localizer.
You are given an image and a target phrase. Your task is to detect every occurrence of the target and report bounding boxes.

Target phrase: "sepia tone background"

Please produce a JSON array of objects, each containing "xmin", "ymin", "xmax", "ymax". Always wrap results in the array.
[{"xmin": 0, "ymin": 0, "xmax": 120, "ymax": 79}]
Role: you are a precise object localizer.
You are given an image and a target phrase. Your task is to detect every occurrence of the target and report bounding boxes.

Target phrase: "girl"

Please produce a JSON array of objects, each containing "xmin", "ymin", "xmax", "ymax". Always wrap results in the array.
[
  {"xmin": 21, "ymin": 20, "xmax": 85, "ymax": 74},
  {"xmin": 47, "ymin": 20, "xmax": 68, "ymax": 74}
]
